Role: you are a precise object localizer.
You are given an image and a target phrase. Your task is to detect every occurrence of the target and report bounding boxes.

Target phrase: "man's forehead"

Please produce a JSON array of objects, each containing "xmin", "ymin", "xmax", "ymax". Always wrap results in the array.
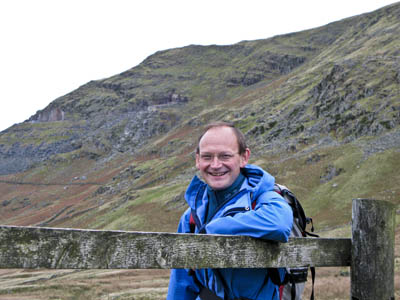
[{"xmin": 198, "ymin": 126, "xmax": 238, "ymax": 149}]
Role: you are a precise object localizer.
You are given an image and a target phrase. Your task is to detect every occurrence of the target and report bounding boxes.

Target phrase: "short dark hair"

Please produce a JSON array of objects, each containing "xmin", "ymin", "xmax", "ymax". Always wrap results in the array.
[{"xmin": 196, "ymin": 122, "xmax": 248, "ymax": 154}]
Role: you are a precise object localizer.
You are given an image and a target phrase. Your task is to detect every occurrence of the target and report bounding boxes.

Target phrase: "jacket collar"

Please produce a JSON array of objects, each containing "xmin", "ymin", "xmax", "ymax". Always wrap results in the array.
[{"xmin": 185, "ymin": 164, "xmax": 275, "ymax": 210}]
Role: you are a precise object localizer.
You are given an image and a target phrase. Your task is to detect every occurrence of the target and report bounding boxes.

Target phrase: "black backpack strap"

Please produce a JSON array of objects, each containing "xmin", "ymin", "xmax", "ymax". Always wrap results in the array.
[
  {"xmin": 310, "ymin": 267, "xmax": 316, "ymax": 300},
  {"xmin": 268, "ymin": 268, "xmax": 299, "ymax": 300},
  {"xmin": 188, "ymin": 270, "xmax": 218, "ymax": 300},
  {"xmin": 189, "ymin": 184, "xmax": 207, "ymax": 233},
  {"xmin": 190, "ymin": 208, "xmax": 202, "ymax": 232},
  {"xmin": 286, "ymin": 272, "xmax": 297, "ymax": 300},
  {"xmin": 290, "ymin": 278, "xmax": 296, "ymax": 300},
  {"xmin": 189, "ymin": 269, "xmax": 227, "ymax": 300},
  {"xmin": 304, "ymin": 230, "xmax": 319, "ymax": 238},
  {"xmin": 189, "ymin": 210, "xmax": 196, "ymax": 233},
  {"xmin": 199, "ymin": 287, "xmax": 223, "ymax": 300},
  {"xmin": 267, "ymin": 268, "xmax": 283, "ymax": 286}
]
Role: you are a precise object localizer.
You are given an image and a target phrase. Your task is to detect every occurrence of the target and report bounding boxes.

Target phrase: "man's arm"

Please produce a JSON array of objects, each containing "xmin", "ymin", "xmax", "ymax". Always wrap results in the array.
[
  {"xmin": 167, "ymin": 208, "xmax": 201, "ymax": 300},
  {"xmin": 205, "ymin": 191, "xmax": 293, "ymax": 242},
  {"xmin": 167, "ymin": 268, "xmax": 200, "ymax": 300}
]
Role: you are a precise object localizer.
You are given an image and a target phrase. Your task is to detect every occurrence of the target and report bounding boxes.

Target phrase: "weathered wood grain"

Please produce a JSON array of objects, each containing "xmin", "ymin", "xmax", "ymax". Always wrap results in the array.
[
  {"xmin": 351, "ymin": 198, "xmax": 395, "ymax": 300},
  {"xmin": 0, "ymin": 225, "xmax": 351, "ymax": 269}
]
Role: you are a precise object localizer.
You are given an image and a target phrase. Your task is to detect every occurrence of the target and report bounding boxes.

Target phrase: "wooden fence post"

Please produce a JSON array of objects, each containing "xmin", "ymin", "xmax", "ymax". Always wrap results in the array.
[{"xmin": 351, "ymin": 198, "xmax": 395, "ymax": 300}]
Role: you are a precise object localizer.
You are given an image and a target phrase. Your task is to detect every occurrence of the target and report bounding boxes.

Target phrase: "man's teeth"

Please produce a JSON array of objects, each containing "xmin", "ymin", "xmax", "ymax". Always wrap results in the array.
[{"xmin": 210, "ymin": 172, "xmax": 227, "ymax": 176}]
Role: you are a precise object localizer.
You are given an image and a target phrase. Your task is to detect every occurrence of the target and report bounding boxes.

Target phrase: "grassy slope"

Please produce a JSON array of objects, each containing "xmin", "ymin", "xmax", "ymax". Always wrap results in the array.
[{"xmin": 0, "ymin": 3, "xmax": 399, "ymax": 299}]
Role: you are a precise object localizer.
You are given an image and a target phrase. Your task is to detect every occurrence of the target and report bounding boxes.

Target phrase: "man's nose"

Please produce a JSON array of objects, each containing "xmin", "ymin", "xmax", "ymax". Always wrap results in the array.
[{"xmin": 210, "ymin": 156, "xmax": 222, "ymax": 167}]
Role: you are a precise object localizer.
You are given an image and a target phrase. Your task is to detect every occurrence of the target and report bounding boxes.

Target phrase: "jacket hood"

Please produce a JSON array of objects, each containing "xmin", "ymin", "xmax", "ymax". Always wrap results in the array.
[
  {"xmin": 241, "ymin": 164, "xmax": 275, "ymax": 197},
  {"xmin": 185, "ymin": 164, "xmax": 275, "ymax": 210}
]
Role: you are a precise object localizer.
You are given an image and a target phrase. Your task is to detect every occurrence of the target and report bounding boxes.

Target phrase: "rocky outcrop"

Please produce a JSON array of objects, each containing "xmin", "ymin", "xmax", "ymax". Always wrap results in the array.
[
  {"xmin": 226, "ymin": 53, "xmax": 307, "ymax": 87},
  {"xmin": 151, "ymin": 91, "xmax": 189, "ymax": 105},
  {"xmin": 309, "ymin": 61, "xmax": 400, "ymax": 140},
  {"xmin": 320, "ymin": 165, "xmax": 344, "ymax": 183},
  {"xmin": 0, "ymin": 139, "xmax": 81, "ymax": 175},
  {"xmin": 30, "ymin": 108, "xmax": 65, "ymax": 122}
]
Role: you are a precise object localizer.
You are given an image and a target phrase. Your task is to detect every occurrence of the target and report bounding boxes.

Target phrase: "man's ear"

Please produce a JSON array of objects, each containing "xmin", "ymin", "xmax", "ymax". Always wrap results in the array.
[
  {"xmin": 195, "ymin": 154, "xmax": 200, "ymax": 170},
  {"xmin": 240, "ymin": 148, "xmax": 251, "ymax": 168}
]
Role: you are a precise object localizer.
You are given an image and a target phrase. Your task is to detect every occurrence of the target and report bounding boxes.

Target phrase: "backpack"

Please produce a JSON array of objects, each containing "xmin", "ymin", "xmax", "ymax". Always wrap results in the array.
[
  {"xmin": 188, "ymin": 183, "xmax": 317, "ymax": 300},
  {"xmin": 270, "ymin": 183, "xmax": 318, "ymax": 300}
]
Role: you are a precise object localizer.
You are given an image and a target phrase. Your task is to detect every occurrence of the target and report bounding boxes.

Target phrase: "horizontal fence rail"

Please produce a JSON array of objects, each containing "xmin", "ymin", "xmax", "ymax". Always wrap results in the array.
[
  {"xmin": 0, "ymin": 225, "xmax": 351, "ymax": 269},
  {"xmin": 0, "ymin": 199, "xmax": 395, "ymax": 299}
]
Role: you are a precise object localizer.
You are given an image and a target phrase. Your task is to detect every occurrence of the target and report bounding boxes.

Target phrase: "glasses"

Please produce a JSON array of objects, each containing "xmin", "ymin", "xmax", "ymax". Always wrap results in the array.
[{"xmin": 198, "ymin": 152, "xmax": 238, "ymax": 162}]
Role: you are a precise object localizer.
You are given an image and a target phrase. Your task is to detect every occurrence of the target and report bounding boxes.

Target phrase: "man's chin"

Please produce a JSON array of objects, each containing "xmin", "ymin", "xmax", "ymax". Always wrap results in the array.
[{"xmin": 206, "ymin": 178, "xmax": 230, "ymax": 191}]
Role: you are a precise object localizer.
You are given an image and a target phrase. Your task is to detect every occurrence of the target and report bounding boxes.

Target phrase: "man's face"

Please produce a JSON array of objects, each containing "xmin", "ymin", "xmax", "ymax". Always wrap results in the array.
[{"xmin": 196, "ymin": 126, "xmax": 250, "ymax": 190}]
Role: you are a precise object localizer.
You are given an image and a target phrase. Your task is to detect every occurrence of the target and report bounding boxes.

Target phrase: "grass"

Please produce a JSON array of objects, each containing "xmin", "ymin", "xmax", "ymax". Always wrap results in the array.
[
  {"xmin": 0, "ymin": 269, "xmax": 170, "ymax": 300},
  {"xmin": 87, "ymin": 181, "xmax": 188, "ymax": 232},
  {"xmin": 257, "ymin": 144, "xmax": 400, "ymax": 229},
  {"xmin": 0, "ymin": 121, "xmax": 76, "ymax": 147}
]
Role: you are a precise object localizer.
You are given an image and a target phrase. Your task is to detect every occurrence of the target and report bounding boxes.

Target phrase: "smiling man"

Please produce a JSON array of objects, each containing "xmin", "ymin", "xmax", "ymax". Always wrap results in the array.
[
  {"xmin": 167, "ymin": 122, "xmax": 293, "ymax": 300},
  {"xmin": 195, "ymin": 125, "xmax": 250, "ymax": 191}
]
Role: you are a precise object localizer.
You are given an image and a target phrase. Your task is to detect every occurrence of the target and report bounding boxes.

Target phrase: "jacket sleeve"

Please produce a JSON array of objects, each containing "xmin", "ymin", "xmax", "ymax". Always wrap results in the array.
[
  {"xmin": 204, "ymin": 191, "xmax": 293, "ymax": 242},
  {"xmin": 167, "ymin": 208, "xmax": 201, "ymax": 300},
  {"xmin": 167, "ymin": 268, "xmax": 200, "ymax": 300}
]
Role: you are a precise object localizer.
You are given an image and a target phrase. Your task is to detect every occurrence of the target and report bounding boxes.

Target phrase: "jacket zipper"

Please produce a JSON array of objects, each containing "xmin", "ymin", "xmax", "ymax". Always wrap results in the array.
[
  {"xmin": 207, "ymin": 189, "xmax": 249, "ymax": 222},
  {"xmin": 222, "ymin": 206, "xmax": 250, "ymax": 217}
]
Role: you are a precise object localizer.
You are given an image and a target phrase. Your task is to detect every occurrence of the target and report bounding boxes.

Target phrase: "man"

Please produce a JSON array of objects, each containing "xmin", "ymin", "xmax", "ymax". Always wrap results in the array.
[{"xmin": 167, "ymin": 122, "xmax": 293, "ymax": 300}]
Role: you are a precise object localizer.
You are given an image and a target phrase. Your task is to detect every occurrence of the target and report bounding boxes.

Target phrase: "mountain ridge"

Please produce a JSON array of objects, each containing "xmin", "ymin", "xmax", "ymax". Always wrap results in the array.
[{"xmin": 0, "ymin": 2, "xmax": 399, "ymax": 234}]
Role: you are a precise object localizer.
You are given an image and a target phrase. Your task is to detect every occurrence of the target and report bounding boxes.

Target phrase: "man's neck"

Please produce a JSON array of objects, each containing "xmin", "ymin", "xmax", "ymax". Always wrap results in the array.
[
  {"xmin": 205, "ymin": 172, "xmax": 245, "ymax": 223},
  {"xmin": 212, "ymin": 172, "xmax": 245, "ymax": 201}
]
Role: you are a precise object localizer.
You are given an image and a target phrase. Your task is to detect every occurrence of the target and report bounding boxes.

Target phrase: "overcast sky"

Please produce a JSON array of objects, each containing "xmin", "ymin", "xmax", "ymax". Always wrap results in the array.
[{"xmin": 0, "ymin": 0, "xmax": 397, "ymax": 132}]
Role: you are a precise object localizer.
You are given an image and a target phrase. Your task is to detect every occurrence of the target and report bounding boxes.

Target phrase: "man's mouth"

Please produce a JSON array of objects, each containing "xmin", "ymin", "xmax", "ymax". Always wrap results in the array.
[{"xmin": 208, "ymin": 171, "xmax": 228, "ymax": 177}]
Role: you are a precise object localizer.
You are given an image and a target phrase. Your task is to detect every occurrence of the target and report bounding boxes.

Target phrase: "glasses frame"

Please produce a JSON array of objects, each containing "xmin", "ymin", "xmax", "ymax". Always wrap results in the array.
[{"xmin": 198, "ymin": 152, "xmax": 239, "ymax": 163}]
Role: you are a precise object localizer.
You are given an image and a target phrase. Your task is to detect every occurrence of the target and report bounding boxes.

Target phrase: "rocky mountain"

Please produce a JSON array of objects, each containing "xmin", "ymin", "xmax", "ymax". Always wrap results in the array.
[{"xmin": 0, "ymin": 2, "xmax": 399, "ymax": 233}]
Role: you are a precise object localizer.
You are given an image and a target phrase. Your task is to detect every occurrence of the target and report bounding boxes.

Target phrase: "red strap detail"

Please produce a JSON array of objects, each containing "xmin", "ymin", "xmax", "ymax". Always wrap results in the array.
[
  {"xmin": 189, "ymin": 213, "xmax": 195, "ymax": 226},
  {"xmin": 189, "ymin": 212, "xmax": 196, "ymax": 233},
  {"xmin": 189, "ymin": 213, "xmax": 194, "ymax": 223},
  {"xmin": 252, "ymin": 190, "xmax": 282, "ymax": 210},
  {"xmin": 279, "ymin": 285, "xmax": 284, "ymax": 300}
]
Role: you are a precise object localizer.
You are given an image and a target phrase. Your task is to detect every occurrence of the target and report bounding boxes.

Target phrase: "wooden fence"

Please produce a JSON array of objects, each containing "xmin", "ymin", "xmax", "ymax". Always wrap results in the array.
[{"xmin": 0, "ymin": 198, "xmax": 395, "ymax": 299}]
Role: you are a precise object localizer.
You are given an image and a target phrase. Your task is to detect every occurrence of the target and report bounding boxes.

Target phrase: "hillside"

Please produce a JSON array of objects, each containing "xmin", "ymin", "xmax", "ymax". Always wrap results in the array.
[
  {"xmin": 0, "ymin": 3, "xmax": 399, "ymax": 299},
  {"xmin": 0, "ymin": 3, "xmax": 399, "ymax": 235}
]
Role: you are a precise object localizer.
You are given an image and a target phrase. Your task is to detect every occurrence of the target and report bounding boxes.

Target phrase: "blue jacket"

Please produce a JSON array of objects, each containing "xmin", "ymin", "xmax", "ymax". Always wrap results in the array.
[{"xmin": 167, "ymin": 164, "xmax": 293, "ymax": 300}]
